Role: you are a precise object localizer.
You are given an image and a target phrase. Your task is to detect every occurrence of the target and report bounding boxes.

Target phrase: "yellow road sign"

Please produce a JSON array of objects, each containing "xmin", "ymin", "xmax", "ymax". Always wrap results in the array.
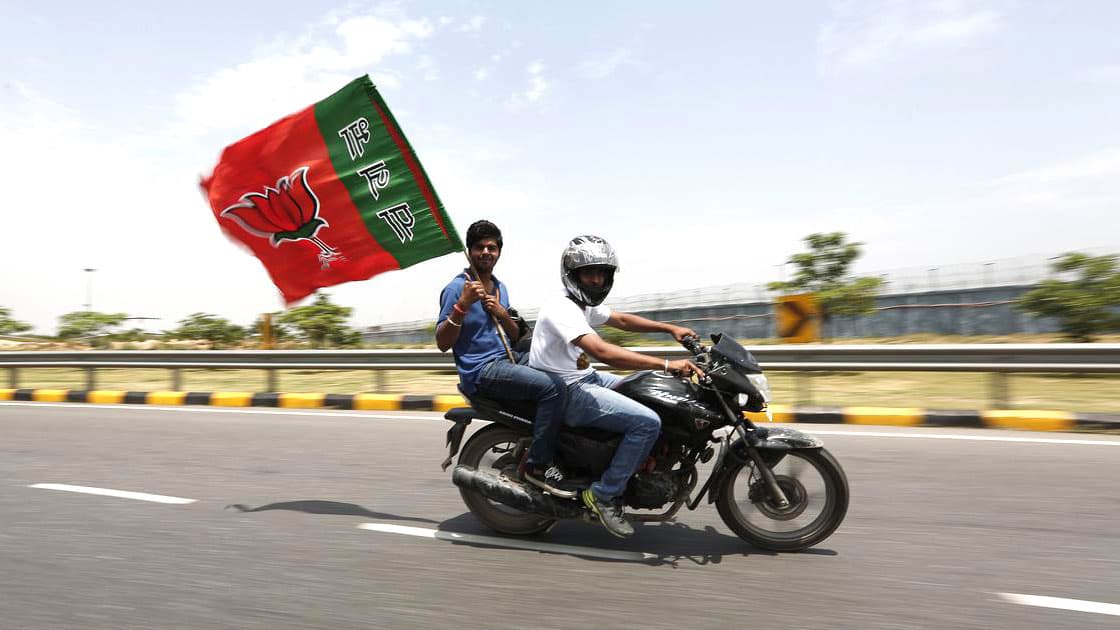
[{"xmin": 775, "ymin": 293, "xmax": 820, "ymax": 343}]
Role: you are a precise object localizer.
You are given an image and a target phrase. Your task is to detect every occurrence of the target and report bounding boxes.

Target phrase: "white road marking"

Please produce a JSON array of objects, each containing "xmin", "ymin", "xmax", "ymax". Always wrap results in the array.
[
  {"xmin": 996, "ymin": 592, "xmax": 1120, "ymax": 616},
  {"xmin": 358, "ymin": 522, "xmax": 657, "ymax": 562},
  {"xmin": 810, "ymin": 430, "xmax": 1120, "ymax": 446},
  {"xmin": 29, "ymin": 483, "xmax": 196, "ymax": 504}
]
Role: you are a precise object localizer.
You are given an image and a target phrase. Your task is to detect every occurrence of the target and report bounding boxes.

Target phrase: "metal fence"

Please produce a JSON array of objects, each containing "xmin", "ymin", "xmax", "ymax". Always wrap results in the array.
[{"xmin": 4, "ymin": 344, "xmax": 1118, "ymax": 407}]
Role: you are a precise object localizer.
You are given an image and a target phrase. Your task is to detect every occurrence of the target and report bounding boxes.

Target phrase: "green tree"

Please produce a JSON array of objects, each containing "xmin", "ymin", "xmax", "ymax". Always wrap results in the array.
[
  {"xmin": 172, "ymin": 313, "xmax": 246, "ymax": 347},
  {"xmin": 279, "ymin": 293, "xmax": 361, "ymax": 348},
  {"xmin": 0, "ymin": 307, "xmax": 32, "ymax": 335},
  {"xmin": 57, "ymin": 311, "xmax": 128, "ymax": 340},
  {"xmin": 1017, "ymin": 253, "xmax": 1120, "ymax": 342},
  {"xmin": 768, "ymin": 232, "xmax": 883, "ymax": 326}
]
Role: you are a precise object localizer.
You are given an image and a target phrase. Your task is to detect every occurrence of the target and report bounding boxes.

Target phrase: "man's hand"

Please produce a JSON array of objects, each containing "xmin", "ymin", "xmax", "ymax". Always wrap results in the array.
[
  {"xmin": 667, "ymin": 359, "xmax": 706, "ymax": 379},
  {"xmin": 481, "ymin": 294, "xmax": 510, "ymax": 320},
  {"xmin": 459, "ymin": 280, "xmax": 487, "ymax": 307},
  {"xmin": 668, "ymin": 325, "xmax": 698, "ymax": 342}
]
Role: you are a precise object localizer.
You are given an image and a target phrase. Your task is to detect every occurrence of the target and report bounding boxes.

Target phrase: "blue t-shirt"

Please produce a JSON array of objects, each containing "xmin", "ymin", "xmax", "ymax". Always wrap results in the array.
[{"xmin": 438, "ymin": 271, "xmax": 511, "ymax": 395}]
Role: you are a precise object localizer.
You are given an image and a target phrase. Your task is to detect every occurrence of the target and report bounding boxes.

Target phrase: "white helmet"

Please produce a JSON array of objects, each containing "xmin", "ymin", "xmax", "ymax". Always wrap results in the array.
[{"xmin": 560, "ymin": 235, "xmax": 619, "ymax": 307}]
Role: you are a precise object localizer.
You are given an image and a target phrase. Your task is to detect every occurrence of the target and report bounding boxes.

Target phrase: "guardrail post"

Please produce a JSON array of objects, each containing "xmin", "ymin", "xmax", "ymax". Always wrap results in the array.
[
  {"xmin": 170, "ymin": 368, "xmax": 182, "ymax": 391},
  {"xmin": 375, "ymin": 370, "xmax": 388, "ymax": 392},
  {"xmin": 989, "ymin": 373, "xmax": 1010, "ymax": 409},
  {"xmin": 7, "ymin": 367, "xmax": 17, "ymax": 389},
  {"xmin": 796, "ymin": 372, "xmax": 813, "ymax": 406},
  {"xmin": 266, "ymin": 369, "xmax": 278, "ymax": 393},
  {"xmin": 85, "ymin": 367, "xmax": 96, "ymax": 391}
]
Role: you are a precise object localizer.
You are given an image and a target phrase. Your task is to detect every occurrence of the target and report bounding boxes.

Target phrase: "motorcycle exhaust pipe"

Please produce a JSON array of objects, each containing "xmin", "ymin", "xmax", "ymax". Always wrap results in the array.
[{"xmin": 452, "ymin": 465, "xmax": 583, "ymax": 519}]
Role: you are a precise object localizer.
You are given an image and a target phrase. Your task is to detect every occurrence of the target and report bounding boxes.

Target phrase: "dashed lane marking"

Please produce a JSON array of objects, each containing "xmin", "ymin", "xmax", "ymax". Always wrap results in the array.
[
  {"xmin": 28, "ymin": 483, "xmax": 197, "ymax": 504},
  {"xmin": 996, "ymin": 593, "xmax": 1120, "ymax": 617},
  {"xmin": 358, "ymin": 522, "xmax": 657, "ymax": 562}
]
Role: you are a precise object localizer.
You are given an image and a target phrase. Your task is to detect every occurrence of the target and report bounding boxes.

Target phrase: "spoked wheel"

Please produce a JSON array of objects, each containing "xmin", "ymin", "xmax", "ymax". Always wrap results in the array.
[
  {"xmin": 716, "ymin": 447, "xmax": 848, "ymax": 552},
  {"xmin": 457, "ymin": 424, "xmax": 556, "ymax": 536}
]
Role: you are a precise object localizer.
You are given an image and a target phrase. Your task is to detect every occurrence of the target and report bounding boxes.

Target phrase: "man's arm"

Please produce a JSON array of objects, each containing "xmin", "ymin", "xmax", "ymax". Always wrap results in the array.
[
  {"xmin": 435, "ymin": 279, "xmax": 486, "ymax": 352},
  {"xmin": 606, "ymin": 311, "xmax": 696, "ymax": 342},
  {"xmin": 573, "ymin": 333, "xmax": 703, "ymax": 377}
]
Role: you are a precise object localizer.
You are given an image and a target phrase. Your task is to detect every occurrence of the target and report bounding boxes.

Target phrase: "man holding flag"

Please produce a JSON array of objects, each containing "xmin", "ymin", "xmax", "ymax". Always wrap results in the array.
[{"xmin": 435, "ymin": 220, "xmax": 578, "ymax": 499}]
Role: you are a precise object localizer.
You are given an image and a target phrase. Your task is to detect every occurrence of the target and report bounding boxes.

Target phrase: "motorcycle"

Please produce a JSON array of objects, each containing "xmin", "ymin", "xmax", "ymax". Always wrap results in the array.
[{"xmin": 440, "ymin": 333, "xmax": 848, "ymax": 552}]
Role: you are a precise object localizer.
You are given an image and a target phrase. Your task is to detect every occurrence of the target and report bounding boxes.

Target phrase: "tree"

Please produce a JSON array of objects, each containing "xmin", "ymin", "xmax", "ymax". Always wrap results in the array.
[
  {"xmin": 57, "ymin": 311, "xmax": 128, "ymax": 340},
  {"xmin": 0, "ymin": 307, "xmax": 32, "ymax": 335},
  {"xmin": 279, "ymin": 293, "xmax": 361, "ymax": 348},
  {"xmin": 172, "ymin": 313, "xmax": 246, "ymax": 348},
  {"xmin": 1017, "ymin": 252, "xmax": 1120, "ymax": 342},
  {"xmin": 250, "ymin": 312, "xmax": 292, "ymax": 343},
  {"xmin": 768, "ymin": 232, "xmax": 883, "ymax": 324}
]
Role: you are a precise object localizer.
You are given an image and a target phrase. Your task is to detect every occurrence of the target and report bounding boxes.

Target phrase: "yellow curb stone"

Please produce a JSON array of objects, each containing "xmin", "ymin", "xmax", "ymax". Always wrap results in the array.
[
  {"xmin": 148, "ymin": 391, "xmax": 186, "ymax": 405},
  {"xmin": 211, "ymin": 392, "xmax": 253, "ymax": 407},
  {"xmin": 353, "ymin": 394, "xmax": 403, "ymax": 410},
  {"xmin": 844, "ymin": 407, "xmax": 924, "ymax": 427},
  {"xmin": 982, "ymin": 410, "xmax": 1074, "ymax": 432},
  {"xmin": 280, "ymin": 393, "xmax": 326, "ymax": 408},
  {"xmin": 88, "ymin": 391, "xmax": 125, "ymax": 404},
  {"xmin": 33, "ymin": 389, "xmax": 68, "ymax": 402}
]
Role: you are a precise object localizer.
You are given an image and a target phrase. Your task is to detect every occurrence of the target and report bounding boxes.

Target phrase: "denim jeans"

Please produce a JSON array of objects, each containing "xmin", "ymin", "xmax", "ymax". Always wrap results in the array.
[
  {"xmin": 564, "ymin": 371, "xmax": 661, "ymax": 501},
  {"xmin": 474, "ymin": 352, "xmax": 567, "ymax": 467}
]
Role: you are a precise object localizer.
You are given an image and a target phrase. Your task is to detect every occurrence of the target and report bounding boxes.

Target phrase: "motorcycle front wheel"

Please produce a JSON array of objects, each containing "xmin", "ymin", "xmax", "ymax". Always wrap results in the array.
[
  {"xmin": 715, "ymin": 447, "xmax": 848, "ymax": 552},
  {"xmin": 457, "ymin": 424, "xmax": 557, "ymax": 536}
]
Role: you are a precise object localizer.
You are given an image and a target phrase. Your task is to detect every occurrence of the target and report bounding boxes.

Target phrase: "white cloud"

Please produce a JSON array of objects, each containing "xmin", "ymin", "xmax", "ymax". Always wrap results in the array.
[
  {"xmin": 505, "ymin": 61, "xmax": 549, "ymax": 110},
  {"xmin": 458, "ymin": 15, "xmax": 486, "ymax": 33},
  {"xmin": 818, "ymin": 0, "xmax": 1003, "ymax": 71},
  {"xmin": 473, "ymin": 67, "xmax": 490, "ymax": 81},
  {"xmin": 168, "ymin": 14, "xmax": 433, "ymax": 139},
  {"xmin": 1075, "ymin": 64, "xmax": 1120, "ymax": 83},
  {"xmin": 577, "ymin": 48, "xmax": 639, "ymax": 79},
  {"xmin": 417, "ymin": 55, "xmax": 439, "ymax": 81}
]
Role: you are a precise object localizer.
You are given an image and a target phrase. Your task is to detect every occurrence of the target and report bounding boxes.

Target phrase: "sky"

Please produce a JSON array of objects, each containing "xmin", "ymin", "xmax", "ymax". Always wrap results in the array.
[{"xmin": 2, "ymin": 0, "xmax": 1118, "ymax": 334}]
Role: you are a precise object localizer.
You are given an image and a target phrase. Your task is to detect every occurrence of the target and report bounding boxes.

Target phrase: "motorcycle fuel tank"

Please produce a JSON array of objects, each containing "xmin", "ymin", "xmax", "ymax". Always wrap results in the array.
[{"xmin": 614, "ymin": 371, "xmax": 724, "ymax": 433}]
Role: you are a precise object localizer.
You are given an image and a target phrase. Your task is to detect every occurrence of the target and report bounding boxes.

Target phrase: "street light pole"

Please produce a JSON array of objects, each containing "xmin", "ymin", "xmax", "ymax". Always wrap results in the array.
[{"xmin": 83, "ymin": 268, "xmax": 96, "ymax": 311}]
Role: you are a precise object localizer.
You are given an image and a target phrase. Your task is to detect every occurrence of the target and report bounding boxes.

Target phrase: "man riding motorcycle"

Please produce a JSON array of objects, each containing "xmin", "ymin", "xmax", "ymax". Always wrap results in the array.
[{"xmin": 528, "ymin": 235, "xmax": 703, "ymax": 537}]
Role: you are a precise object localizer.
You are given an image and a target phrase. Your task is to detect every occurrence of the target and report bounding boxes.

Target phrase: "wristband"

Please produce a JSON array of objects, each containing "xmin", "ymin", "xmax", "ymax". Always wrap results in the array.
[
  {"xmin": 452, "ymin": 302, "xmax": 467, "ymax": 317},
  {"xmin": 445, "ymin": 316, "xmax": 462, "ymax": 327}
]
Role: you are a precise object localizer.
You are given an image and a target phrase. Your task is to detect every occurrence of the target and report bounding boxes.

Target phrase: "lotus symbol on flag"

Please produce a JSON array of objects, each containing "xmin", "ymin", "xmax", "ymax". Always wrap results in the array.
[{"xmin": 220, "ymin": 166, "xmax": 343, "ymax": 269}]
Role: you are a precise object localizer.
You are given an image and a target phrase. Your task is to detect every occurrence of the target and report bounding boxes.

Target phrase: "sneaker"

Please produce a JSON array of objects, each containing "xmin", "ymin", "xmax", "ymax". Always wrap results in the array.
[
  {"xmin": 581, "ymin": 489, "xmax": 634, "ymax": 538},
  {"xmin": 523, "ymin": 463, "xmax": 581, "ymax": 499}
]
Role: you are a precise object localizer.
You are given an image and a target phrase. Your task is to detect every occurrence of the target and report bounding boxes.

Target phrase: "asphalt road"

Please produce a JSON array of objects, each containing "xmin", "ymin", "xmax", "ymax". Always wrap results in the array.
[{"xmin": 1, "ymin": 402, "xmax": 1118, "ymax": 629}]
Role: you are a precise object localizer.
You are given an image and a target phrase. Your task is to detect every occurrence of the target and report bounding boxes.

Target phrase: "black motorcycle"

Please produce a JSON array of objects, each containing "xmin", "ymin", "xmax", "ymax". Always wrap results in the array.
[{"xmin": 440, "ymin": 333, "xmax": 848, "ymax": 552}]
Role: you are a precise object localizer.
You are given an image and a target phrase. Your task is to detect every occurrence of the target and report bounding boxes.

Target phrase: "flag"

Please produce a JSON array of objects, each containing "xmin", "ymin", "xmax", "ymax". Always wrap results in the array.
[{"xmin": 201, "ymin": 75, "xmax": 462, "ymax": 304}]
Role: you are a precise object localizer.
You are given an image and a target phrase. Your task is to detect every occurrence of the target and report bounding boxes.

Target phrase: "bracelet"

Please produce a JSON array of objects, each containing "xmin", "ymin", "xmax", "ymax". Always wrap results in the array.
[
  {"xmin": 445, "ymin": 317, "xmax": 462, "ymax": 327},
  {"xmin": 664, "ymin": 359, "xmax": 669, "ymax": 372},
  {"xmin": 452, "ymin": 303, "xmax": 467, "ymax": 316}
]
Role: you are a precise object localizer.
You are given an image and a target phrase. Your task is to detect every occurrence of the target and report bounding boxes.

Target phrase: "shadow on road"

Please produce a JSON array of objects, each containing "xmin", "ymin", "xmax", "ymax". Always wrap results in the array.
[
  {"xmin": 226, "ymin": 500, "xmax": 440, "ymax": 525},
  {"xmin": 436, "ymin": 513, "xmax": 839, "ymax": 568}
]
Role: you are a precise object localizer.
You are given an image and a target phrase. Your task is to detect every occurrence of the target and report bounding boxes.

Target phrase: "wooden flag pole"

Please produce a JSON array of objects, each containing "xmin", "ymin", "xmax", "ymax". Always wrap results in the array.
[{"xmin": 463, "ymin": 252, "xmax": 516, "ymax": 363}]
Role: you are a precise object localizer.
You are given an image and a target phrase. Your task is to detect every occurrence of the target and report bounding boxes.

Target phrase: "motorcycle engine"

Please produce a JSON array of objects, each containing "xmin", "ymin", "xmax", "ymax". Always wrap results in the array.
[{"xmin": 624, "ymin": 471, "xmax": 680, "ymax": 509}]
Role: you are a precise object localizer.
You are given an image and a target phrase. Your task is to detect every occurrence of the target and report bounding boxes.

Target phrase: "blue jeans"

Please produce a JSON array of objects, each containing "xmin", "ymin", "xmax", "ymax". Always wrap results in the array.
[
  {"xmin": 474, "ymin": 352, "xmax": 567, "ymax": 467},
  {"xmin": 564, "ymin": 371, "xmax": 661, "ymax": 501}
]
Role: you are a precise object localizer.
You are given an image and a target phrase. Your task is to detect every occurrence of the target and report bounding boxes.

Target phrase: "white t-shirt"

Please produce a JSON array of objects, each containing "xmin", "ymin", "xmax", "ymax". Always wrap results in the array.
[{"xmin": 529, "ymin": 293, "xmax": 612, "ymax": 385}]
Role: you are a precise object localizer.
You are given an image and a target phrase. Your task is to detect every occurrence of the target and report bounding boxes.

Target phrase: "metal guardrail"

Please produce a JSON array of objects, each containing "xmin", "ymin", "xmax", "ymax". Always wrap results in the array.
[{"xmin": 2, "ymin": 344, "xmax": 1118, "ymax": 407}]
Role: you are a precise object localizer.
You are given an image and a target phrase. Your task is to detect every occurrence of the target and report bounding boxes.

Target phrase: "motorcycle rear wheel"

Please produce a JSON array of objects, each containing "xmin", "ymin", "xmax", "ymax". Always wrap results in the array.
[
  {"xmin": 457, "ymin": 424, "xmax": 557, "ymax": 536},
  {"xmin": 715, "ymin": 447, "xmax": 848, "ymax": 552}
]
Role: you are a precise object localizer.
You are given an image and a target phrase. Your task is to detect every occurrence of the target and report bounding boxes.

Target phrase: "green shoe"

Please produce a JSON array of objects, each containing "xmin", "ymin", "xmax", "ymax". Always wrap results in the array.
[{"xmin": 581, "ymin": 489, "xmax": 634, "ymax": 538}]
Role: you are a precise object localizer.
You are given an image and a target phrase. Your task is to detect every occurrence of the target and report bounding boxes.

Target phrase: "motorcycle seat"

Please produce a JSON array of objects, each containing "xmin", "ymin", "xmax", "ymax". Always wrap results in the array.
[{"xmin": 466, "ymin": 393, "xmax": 621, "ymax": 442}]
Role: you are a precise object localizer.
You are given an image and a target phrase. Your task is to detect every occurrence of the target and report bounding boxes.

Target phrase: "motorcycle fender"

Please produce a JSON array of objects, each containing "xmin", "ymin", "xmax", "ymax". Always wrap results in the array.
[
  {"xmin": 707, "ymin": 428, "xmax": 823, "ymax": 504},
  {"xmin": 441, "ymin": 410, "xmax": 474, "ymax": 471}
]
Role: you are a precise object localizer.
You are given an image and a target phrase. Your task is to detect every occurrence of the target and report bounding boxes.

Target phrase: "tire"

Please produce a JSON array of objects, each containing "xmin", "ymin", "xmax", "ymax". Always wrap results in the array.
[
  {"xmin": 715, "ymin": 447, "xmax": 848, "ymax": 552},
  {"xmin": 457, "ymin": 424, "xmax": 557, "ymax": 536}
]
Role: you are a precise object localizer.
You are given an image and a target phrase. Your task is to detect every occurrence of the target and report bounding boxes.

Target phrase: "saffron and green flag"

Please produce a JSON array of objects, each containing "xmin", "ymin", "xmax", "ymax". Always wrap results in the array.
[{"xmin": 201, "ymin": 75, "xmax": 463, "ymax": 304}]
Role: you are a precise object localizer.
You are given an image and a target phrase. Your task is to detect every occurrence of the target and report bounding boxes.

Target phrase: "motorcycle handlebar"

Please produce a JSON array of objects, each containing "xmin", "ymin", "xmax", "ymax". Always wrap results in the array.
[{"xmin": 680, "ymin": 335, "xmax": 703, "ymax": 355}]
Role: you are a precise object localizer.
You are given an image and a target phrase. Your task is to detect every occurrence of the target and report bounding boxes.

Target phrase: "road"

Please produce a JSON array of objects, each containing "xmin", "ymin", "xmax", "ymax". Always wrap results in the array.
[{"xmin": 1, "ymin": 402, "xmax": 1118, "ymax": 629}]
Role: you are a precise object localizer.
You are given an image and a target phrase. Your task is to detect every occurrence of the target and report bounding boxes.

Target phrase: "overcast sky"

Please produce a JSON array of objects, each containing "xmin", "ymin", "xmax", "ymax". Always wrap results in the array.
[{"xmin": 2, "ymin": 1, "xmax": 1118, "ymax": 334}]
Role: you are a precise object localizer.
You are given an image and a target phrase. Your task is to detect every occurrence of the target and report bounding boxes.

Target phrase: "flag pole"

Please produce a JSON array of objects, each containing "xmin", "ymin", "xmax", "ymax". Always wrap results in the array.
[{"xmin": 463, "ymin": 252, "xmax": 516, "ymax": 362}]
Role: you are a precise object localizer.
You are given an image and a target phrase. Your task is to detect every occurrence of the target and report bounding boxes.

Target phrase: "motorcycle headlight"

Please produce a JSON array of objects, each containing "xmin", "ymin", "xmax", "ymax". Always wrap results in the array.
[
  {"xmin": 746, "ymin": 373, "xmax": 772, "ymax": 403},
  {"xmin": 736, "ymin": 393, "xmax": 750, "ymax": 407}
]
